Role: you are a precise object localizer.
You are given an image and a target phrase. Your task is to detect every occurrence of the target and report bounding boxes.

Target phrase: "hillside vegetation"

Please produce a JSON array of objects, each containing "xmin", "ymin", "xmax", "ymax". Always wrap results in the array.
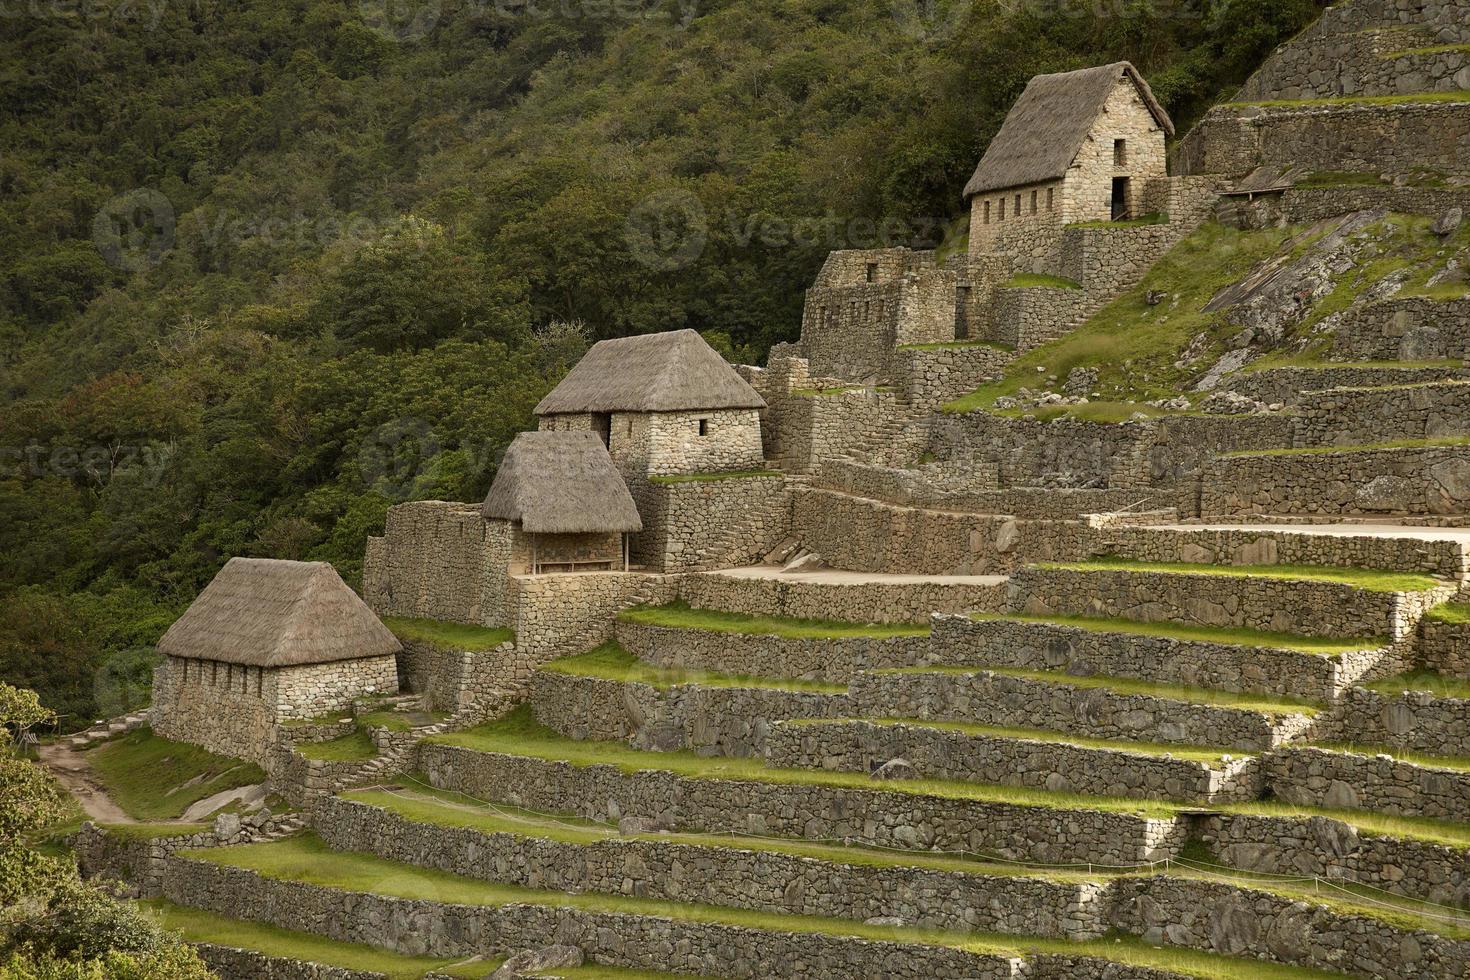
[{"xmin": 0, "ymin": 0, "xmax": 1322, "ymax": 724}]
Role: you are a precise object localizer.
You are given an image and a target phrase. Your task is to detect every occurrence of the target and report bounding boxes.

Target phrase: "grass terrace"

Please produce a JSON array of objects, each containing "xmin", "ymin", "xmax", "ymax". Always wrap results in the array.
[
  {"xmin": 970, "ymin": 612, "xmax": 1381, "ymax": 655},
  {"xmin": 296, "ymin": 729, "xmax": 378, "ymax": 762},
  {"xmin": 791, "ymin": 718, "xmax": 1244, "ymax": 765},
  {"xmin": 1307, "ymin": 741, "xmax": 1470, "ymax": 774},
  {"xmin": 428, "ymin": 706, "xmax": 1180, "ymax": 817},
  {"xmin": 183, "ymin": 834, "xmax": 1350, "ymax": 980},
  {"xmin": 1220, "ymin": 435, "xmax": 1470, "ymax": 458},
  {"xmin": 618, "ymin": 601, "xmax": 929, "ymax": 639},
  {"xmin": 1220, "ymin": 800, "xmax": 1470, "ymax": 850},
  {"xmin": 382, "ymin": 617, "xmax": 514, "ymax": 651},
  {"xmin": 1366, "ymin": 670, "xmax": 1470, "ymax": 700},
  {"xmin": 1426, "ymin": 602, "xmax": 1470, "ymax": 625},
  {"xmin": 1238, "ymin": 357, "xmax": 1467, "ymax": 372},
  {"xmin": 542, "ymin": 642, "xmax": 847, "ymax": 694},
  {"xmin": 1034, "ymin": 559, "xmax": 1443, "ymax": 593},
  {"xmin": 876, "ymin": 666, "xmax": 1318, "ymax": 716},
  {"xmin": 88, "ymin": 727, "xmax": 266, "ymax": 822},
  {"xmin": 1003, "ymin": 273, "xmax": 1081, "ymax": 289},
  {"xmin": 141, "ymin": 900, "xmax": 490, "ymax": 979},
  {"xmin": 647, "ymin": 470, "xmax": 784, "ymax": 483}
]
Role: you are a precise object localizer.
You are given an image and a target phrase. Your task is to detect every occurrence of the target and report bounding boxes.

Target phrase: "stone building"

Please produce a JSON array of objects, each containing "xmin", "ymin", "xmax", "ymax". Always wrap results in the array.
[
  {"xmin": 150, "ymin": 557, "xmax": 402, "ymax": 763},
  {"xmin": 535, "ymin": 329, "xmax": 767, "ymax": 478},
  {"xmin": 481, "ymin": 430, "xmax": 644, "ymax": 573},
  {"xmin": 963, "ymin": 61, "xmax": 1174, "ymax": 256}
]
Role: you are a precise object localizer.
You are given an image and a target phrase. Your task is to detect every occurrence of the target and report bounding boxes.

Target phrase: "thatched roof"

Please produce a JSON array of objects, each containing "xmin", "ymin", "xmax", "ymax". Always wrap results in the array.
[
  {"xmin": 159, "ymin": 558, "xmax": 402, "ymax": 668},
  {"xmin": 535, "ymin": 329, "xmax": 765, "ymax": 415},
  {"xmin": 481, "ymin": 431, "xmax": 643, "ymax": 534},
  {"xmin": 963, "ymin": 62, "xmax": 1174, "ymax": 197}
]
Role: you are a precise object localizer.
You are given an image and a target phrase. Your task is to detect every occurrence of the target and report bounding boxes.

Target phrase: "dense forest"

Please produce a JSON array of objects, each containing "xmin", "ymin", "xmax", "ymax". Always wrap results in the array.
[{"xmin": 0, "ymin": 0, "xmax": 1322, "ymax": 726}]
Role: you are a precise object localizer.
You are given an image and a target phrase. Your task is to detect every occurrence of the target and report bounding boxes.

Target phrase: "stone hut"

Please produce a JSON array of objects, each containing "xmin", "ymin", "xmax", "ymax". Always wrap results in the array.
[
  {"xmin": 150, "ymin": 557, "xmax": 402, "ymax": 763},
  {"xmin": 535, "ymin": 329, "xmax": 767, "ymax": 477},
  {"xmin": 964, "ymin": 61, "xmax": 1174, "ymax": 256},
  {"xmin": 481, "ymin": 430, "xmax": 644, "ymax": 573}
]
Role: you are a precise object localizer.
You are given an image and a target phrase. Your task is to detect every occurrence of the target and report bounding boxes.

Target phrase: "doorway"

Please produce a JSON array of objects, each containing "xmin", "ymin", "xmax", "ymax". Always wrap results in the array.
[
  {"xmin": 1111, "ymin": 177, "xmax": 1130, "ymax": 221},
  {"xmin": 591, "ymin": 413, "xmax": 611, "ymax": 448}
]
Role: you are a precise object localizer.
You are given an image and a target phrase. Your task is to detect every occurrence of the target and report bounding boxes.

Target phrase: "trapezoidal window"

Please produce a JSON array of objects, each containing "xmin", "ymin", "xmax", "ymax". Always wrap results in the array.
[
  {"xmin": 865, "ymin": 261, "xmax": 878, "ymax": 282},
  {"xmin": 697, "ymin": 418, "xmax": 709, "ymax": 436},
  {"xmin": 998, "ymin": 198, "xmax": 1005, "ymax": 221},
  {"xmin": 1014, "ymin": 193, "xmax": 1021, "ymax": 215},
  {"xmin": 983, "ymin": 200, "xmax": 990, "ymax": 225},
  {"xmin": 1114, "ymin": 138, "xmax": 1127, "ymax": 166},
  {"xmin": 1030, "ymin": 190, "xmax": 1038, "ymax": 214},
  {"xmin": 1047, "ymin": 187, "xmax": 1054, "ymax": 211}
]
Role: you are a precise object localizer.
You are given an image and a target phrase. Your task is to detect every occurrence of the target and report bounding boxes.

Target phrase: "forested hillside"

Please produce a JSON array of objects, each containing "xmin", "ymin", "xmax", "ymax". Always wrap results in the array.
[{"xmin": 0, "ymin": 0, "xmax": 1320, "ymax": 725}]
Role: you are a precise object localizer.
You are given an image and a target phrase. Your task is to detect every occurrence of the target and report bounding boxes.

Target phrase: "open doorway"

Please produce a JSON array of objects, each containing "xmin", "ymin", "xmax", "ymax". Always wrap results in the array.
[
  {"xmin": 591, "ymin": 412, "xmax": 611, "ymax": 448},
  {"xmin": 1111, "ymin": 177, "xmax": 1130, "ymax": 221}
]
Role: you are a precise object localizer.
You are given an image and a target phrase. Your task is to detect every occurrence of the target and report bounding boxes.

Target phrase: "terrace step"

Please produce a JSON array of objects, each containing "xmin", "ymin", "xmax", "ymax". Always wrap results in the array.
[
  {"xmin": 1225, "ymin": 364, "xmax": 1470, "ymax": 406},
  {"xmin": 930, "ymin": 613, "xmax": 1388, "ymax": 701},
  {"xmin": 763, "ymin": 719, "xmax": 1263, "ymax": 805},
  {"xmin": 1008, "ymin": 561, "xmax": 1454, "ymax": 641},
  {"xmin": 1290, "ymin": 380, "xmax": 1470, "ymax": 449},
  {"xmin": 676, "ymin": 567, "xmax": 1006, "ymax": 625},
  {"xmin": 1267, "ymin": 744, "xmax": 1470, "ymax": 822},
  {"xmin": 1321, "ymin": 677, "xmax": 1470, "ymax": 758},
  {"xmin": 850, "ymin": 666, "xmax": 1317, "ymax": 753}
]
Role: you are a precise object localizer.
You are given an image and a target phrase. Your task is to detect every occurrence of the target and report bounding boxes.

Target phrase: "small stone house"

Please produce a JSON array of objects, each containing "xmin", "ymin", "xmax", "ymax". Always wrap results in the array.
[
  {"xmin": 481, "ymin": 430, "xmax": 644, "ymax": 573},
  {"xmin": 150, "ymin": 557, "xmax": 402, "ymax": 762},
  {"xmin": 964, "ymin": 62, "xmax": 1174, "ymax": 256},
  {"xmin": 536, "ymin": 329, "xmax": 767, "ymax": 477}
]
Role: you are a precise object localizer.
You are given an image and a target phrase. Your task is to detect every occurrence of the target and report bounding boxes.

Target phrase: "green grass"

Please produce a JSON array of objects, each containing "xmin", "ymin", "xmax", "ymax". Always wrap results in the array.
[
  {"xmin": 1229, "ymin": 90, "xmax": 1470, "ymax": 107},
  {"xmin": 356, "ymin": 708, "xmax": 448, "ymax": 732},
  {"xmin": 1427, "ymin": 603, "xmax": 1470, "ymax": 625},
  {"xmin": 1220, "ymin": 800, "xmax": 1470, "ymax": 850},
  {"xmin": 1293, "ymin": 170, "xmax": 1388, "ymax": 189},
  {"xmin": 140, "ymin": 899, "xmax": 490, "ymax": 979},
  {"xmin": 1221, "ymin": 435, "xmax": 1470, "ymax": 458},
  {"xmin": 542, "ymin": 642, "xmax": 847, "ymax": 693},
  {"xmin": 617, "ymin": 600, "xmax": 929, "ymax": 640},
  {"xmin": 1034, "ymin": 558, "xmax": 1443, "ymax": 593},
  {"xmin": 897, "ymin": 340, "xmax": 1012, "ymax": 351},
  {"xmin": 1366, "ymin": 670, "xmax": 1470, "ymax": 700},
  {"xmin": 1065, "ymin": 212, "xmax": 1167, "ymax": 229},
  {"xmin": 102, "ymin": 821, "xmax": 212, "ymax": 840},
  {"xmin": 647, "ymin": 470, "xmax": 784, "ymax": 483},
  {"xmin": 970, "ymin": 612, "xmax": 1381, "ymax": 655},
  {"xmin": 429, "ymin": 705, "xmax": 1180, "ymax": 817},
  {"xmin": 1308, "ymin": 741, "xmax": 1470, "ymax": 773},
  {"xmin": 382, "ymin": 617, "xmax": 513, "ymax": 651},
  {"xmin": 183, "ymin": 834, "xmax": 1348, "ymax": 980},
  {"xmin": 344, "ymin": 783, "xmax": 1101, "ymax": 882},
  {"xmin": 1003, "ymin": 273, "xmax": 1081, "ymax": 289},
  {"xmin": 296, "ymin": 729, "xmax": 378, "ymax": 762},
  {"xmin": 878, "ymin": 666, "xmax": 1317, "ymax": 716},
  {"xmin": 799, "ymin": 718, "xmax": 1243, "ymax": 765},
  {"xmin": 87, "ymin": 727, "xmax": 266, "ymax": 822},
  {"xmin": 1239, "ymin": 358, "xmax": 1466, "ymax": 373}
]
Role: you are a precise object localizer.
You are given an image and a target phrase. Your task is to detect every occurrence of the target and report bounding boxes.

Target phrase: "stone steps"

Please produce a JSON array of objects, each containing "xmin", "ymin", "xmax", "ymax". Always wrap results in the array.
[
  {"xmin": 930, "ymin": 613, "xmax": 1387, "ymax": 701},
  {"xmin": 763, "ymin": 719, "xmax": 1263, "ymax": 805},
  {"xmin": 1201, "ymin": 441, "xmax": 1470, "ymax": 521},
  {"xmin": 850, "ymin": 667, "xmax": 1316, "ymax": 753},
  {"xmin": 1007, "ymin": 561, "xmax": 1454, "ymax": 641},
  {"xmin": 1266, "ymin": 744, "xmax": 1470, "ymax": 822}
]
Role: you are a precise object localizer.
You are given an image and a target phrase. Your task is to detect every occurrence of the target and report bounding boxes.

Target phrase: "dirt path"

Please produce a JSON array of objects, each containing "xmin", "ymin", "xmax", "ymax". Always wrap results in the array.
[{"xmin": 37, "ymin": 742, "xmax": 135, "ymax": 824}]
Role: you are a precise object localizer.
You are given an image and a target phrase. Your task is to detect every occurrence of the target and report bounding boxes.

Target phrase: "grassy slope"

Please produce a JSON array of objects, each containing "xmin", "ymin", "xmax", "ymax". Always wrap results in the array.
[
  {"xmin": 1366, "ymin": 670, "xmax": 1470, "ymax": 700},
  {"xmin": 87, "ymin": 727, "xmax": 266, "ymax": 821},
  {"xmin": 296, "ymin": 729, "xmax": 378, "ymax": 762},
  {"xmin": 543, "ymin": 642, "xmax": 846, "ymax": 693},
  {"xmin": 971, "ymin": 612, "xmax": 1379, "ymax": 655},
  {"xmin": 1034, "ymin": 559, "xmax": 1442, "ymax": 593},
  {"xmin": 183, "ymin": 835, "xmax": 1349, "ymax": 980},
  {"xmin": 617, "ymin": 601, "xmax": 929, "ymax": 639},
  {"xmin": 383, "ymin": 618, "xmax": 514, "ymax": 651}
]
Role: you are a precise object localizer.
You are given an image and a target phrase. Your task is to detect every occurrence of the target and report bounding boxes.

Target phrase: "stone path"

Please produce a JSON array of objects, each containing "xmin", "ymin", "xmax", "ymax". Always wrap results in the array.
[
  {"xmin": 37, "ymin": 741, "xmax": 134, "ymax": 824},
  {"xmin": 705, "ymin": 566, "xmax": 1009, "ymax": 586}
]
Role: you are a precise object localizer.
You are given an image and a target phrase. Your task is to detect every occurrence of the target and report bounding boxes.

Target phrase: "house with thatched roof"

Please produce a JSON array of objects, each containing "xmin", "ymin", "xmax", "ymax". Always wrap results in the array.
[
  {"xmin": 482, "ymin": 430, "xmax": 642, "ymax": 573},
  {"xmin": 964, "ymin": 62, "xmax": 1174, "ymax": 256},
  {"xmin": 536, "ymin": 329, "xmax": 767, "ymax": 477},
  {"xmin": 150, "ymin": 557, "xmax": 402, "ymax": 763}
]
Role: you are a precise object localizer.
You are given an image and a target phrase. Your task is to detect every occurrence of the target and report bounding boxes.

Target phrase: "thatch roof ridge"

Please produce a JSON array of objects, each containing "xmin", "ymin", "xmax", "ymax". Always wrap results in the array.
[
  {"xmin": 481, "ymin": 430, "xmax": 643, "ymax": 534},
  {"xmin": 534, "ymin": 329, "xmax": 766, "ymax": 415},
  {"xmin": 159, "ymin": 558, "xmax": 402, "ymax": 668},
  {"xmin": 963, "ymin": 62, "xmax": 1174, "ymax": 198}
]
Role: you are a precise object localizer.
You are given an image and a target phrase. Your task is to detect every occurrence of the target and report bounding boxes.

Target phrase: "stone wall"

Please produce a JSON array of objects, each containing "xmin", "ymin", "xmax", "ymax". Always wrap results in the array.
[
  {"xmin": 396, "ymin": 637, "xmax": 519, "ymax": 717},
  {"xmin": 764, "ymin": 719, "xmax": 1262, "ymax": 805},
  {"xmin": 1227, "ymin": 364, "xmax": 1470, "ymax": 405},
  {"xmin": 1267, "ymin": 746, "xmax": 1470, "ymax": 821},
  {"xmin": 74, "ymin": 819, "xmax": 290, "ymax": 898},
  {"xmin": 642, "ymin": 409, "xmax": 765, "ymax": 477},
  {"xmin": 195, "ymin": 944, "xmax": 385, "ymax": 980},
  {"xmin": 615, "ymin": 619, "xmax": 936, "ymax": 683},
  {"xmin": 1422, "ymin": 617, "xmax": 1470, "ymax": 675},
  {"xmin": 308, "ymin": 795, "xmax": 1108, "ymax": 940},
  {"xmin": 529, "ymin": 670, "xmax": 850, "ymax": 756},
  {"xmin": 929, "ymin": 614, "xmax": 1378, "ymax": 701},
  {"xmin": 1328, "ymin": 296, "xmax": 1470, "ymax": 362},
  {"xmin": 1322, "ymin": 686, "xmax": 1470, "ymax": 758},
  {"xmin": 1235, "ymin": 23, "xmax": 1470, "ymax": 101},
  {"xmin": 161, "ymin": 857, "xmax": 1018, "ymax": 980},
  {"xmin": 1009, "ymin": 565, "xmax": 1449, "ymax": 640},
  {"xmin": 1052, "ymin": 221, "xmax": 1177, "ymax": 294},
  {"xmin": 1201, "ymin": 810, "xmax": 1470, "ymax": 909},
  {"xmin": 966, "ymin": 178, "xmax": 1065, "ymax": 264},
  {"xmin": 504, "ymin": 572, "xmax": 677, "ymax": 664},
  {"xmin": 1201, "ymin": 444, "xmax": 1470, "ymax": 518},
  {"xmin": 676, "ymin": 569, "xmax": 1006, "ymax": 624},
  {"xmin": 1284, "ymin": 185, "xmax": 1470, "ymax": 227},
  {"xmin": 363, "ymin": 501, "xmax": 509, "ymax": 627},
  {"xmin": 273, "ymin": 656, "xmax": 400, "ymax": 720},
  {"xmin": 630, "ymin": 474, "xmax": 791, "ymax": 572},
  {"xmin": 419, "ymin": 743, "xmax": 1190, "ymax": 866},
  {"xmin": 986, "ymin": 285, "xmax": 1082, "ymax": 352},
  {"xmin": 849, "ymin": 669, "xmax": 1310, "ymax": 752},
  {"xmin": 893, "ymin": 343, "xmax": 1010, "ymax": 410}
]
